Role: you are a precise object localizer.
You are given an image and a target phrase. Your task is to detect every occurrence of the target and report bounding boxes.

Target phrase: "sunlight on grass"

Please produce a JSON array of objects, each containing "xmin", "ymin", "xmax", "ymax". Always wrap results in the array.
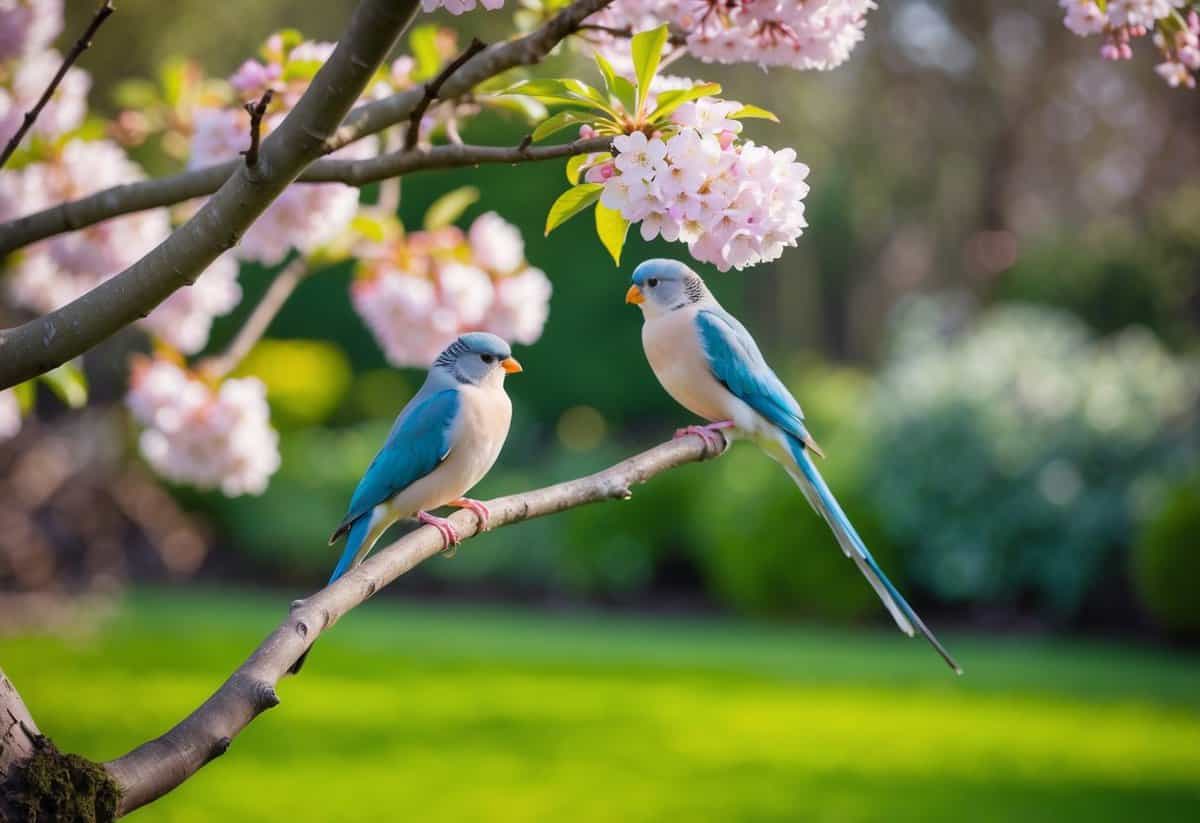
[{"xmin": 2, "ymin": 589, "xmax": 1197, "ymax": 822}]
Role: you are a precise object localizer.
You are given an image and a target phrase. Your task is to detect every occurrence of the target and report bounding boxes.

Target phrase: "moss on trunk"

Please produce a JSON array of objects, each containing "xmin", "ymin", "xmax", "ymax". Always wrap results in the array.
[{"xmin": 0, "ymin": 733, "xmax": 119, "ymax": 823}]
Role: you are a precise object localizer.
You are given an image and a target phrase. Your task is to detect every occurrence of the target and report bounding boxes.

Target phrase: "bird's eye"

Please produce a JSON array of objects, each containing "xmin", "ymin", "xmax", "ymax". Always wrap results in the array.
[
  {"xmin": 647, "ymin": 277, "xmax": 659, "ymax": 287},
  {"xmin": 481, "ymin": 354, "xmax": 495, "ymax": 364}
]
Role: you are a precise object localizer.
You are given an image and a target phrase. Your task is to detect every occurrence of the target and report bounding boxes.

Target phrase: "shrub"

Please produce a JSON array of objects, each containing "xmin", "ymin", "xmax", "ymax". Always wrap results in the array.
[{"xmin": 1133, "ymin": 475, "xmax": 1200, "ymax": 635}]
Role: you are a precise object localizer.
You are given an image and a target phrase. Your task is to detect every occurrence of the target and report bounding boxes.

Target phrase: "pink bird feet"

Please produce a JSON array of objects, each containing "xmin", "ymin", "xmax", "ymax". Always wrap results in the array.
[
  {"xmin": 450, "ymin": 497, "xmax": 491, "ymax": 531},
  {"xmin": 417, "ymin": 510, "xmax": 461, "ymax": 558},
  {"xmin": 419, "ymin": 498, "xmax": 491, "ymax": 559},
  {"xmin": 674, "ymin": 420, "xmax": 734, "ymax": 456}
]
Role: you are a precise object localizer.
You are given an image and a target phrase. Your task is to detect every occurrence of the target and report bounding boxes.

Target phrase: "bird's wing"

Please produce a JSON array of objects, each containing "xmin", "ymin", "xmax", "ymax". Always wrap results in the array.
[
  {"xmin": 330, "ymin": 388, "xmax": 461, "ymax": 542},
  {"xmin": 694, "ymin": 308, "xmax": 809, "ymax": 442}
]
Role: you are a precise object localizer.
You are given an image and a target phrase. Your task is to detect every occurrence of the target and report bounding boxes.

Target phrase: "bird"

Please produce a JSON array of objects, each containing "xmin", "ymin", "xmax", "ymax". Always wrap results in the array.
[
  {"xmin": 290, "ymin": 332, "xmax": 522, "ymax": 674},
  {"xmin": 625, "ymin": 258, "xmax": 961, "ymax": 674}
]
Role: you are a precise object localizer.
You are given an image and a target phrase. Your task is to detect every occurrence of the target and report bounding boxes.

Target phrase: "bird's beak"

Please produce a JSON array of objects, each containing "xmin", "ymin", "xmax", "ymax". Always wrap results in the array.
[
  {"xmin": 625, "ymin": 284, "xmax": 644, "ymax": 305},
  {"xmin": 501, "ymin": 357, "xmax": 523, "ymax": 374}
]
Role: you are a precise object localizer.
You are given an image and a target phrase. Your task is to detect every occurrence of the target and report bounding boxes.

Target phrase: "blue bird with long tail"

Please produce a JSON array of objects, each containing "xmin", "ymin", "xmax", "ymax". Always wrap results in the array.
[{"xmin": 625, "ymin": 259, "xmax": 961, "ymax": 674}]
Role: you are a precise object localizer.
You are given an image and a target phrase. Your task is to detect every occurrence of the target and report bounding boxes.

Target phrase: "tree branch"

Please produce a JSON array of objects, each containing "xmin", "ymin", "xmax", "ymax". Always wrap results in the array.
[
  {"xmin": 0, "ymin": 0, "xmax": 423, "ymax": 391},
  {"xmin": 0, "ymin": 0, "xmax": 616, "ymax": 257},
  {"xmin": 197, "ymin": 256, "xmax": 309, "ymax": 380},
  {"xmin": 0, "ymin": 667, "xmax": 41, "ymax": 775},
  {"xmin": 0, "ymin": 1, "xmax": 115, "ymax": 169},
  {"xmin": 404, "ymin": 37, "xmax": 488, "ymax": 152},
  {"xmin": 303, "ymin": 136, "xmax": 613, "ymax": 186},
  {"xmin": 101, "ymin": 432, "xmax": 724, "ymax": 816}
]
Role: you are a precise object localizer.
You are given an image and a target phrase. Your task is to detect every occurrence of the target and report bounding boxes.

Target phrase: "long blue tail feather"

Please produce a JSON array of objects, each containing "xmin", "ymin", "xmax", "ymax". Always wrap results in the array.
[
  {"xmin": 290, "ymin": 515, "xmax": 373, "ymax": 675},
  {"xmin": 785, "ymin": 434, "xmax": 962, "ymax": 674}
]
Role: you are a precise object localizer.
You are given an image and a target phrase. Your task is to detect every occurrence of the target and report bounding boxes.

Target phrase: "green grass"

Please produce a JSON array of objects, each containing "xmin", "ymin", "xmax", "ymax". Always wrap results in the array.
[{"xmin": 3, "ymin": 588, "xmax": 1198, "ymax": 822}]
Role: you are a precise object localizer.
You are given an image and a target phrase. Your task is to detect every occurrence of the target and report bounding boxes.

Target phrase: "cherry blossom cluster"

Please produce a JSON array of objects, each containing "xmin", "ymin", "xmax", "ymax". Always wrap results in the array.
[
  {"xmin": 0, "ymin": 2, "xmax": 241, "ymax": 357},
  {"xmin": 351, "ymin": 212, "xmax": 552, "ymax": 367},
  {"xmin": 584, "ymin": 0, "xmax": 874, "ymax": 72},
  {"xmin": 422, "ymin": 0, "xmax": 505, "ymax": 15},
  {"xmin": 587, "ymin": 99, "xmax": 809, "ymax": 271},
  {"xmin": 0, "ymin": 1, "xmax": 84, "ymax": 147},
  {"xmin": 189, "ymin": 35, "xmax": 389, "ymax": 265},
  {"xmin": 126, "ymin": 357, "xmax": 280, "ymax": 496},
  {"xmin": 0, "ymin": 388, "xmax": 19, "ymax": 441},
  {"xmin": 1059, "ymin": 1, "xmax": 1200, "ymax": 88}
]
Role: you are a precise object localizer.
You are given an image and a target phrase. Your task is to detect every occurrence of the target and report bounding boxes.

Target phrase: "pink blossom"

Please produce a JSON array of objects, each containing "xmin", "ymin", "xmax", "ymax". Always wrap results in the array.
[
  {"xmin": 0, "ymin": 50, "xmax": 90, "ymax": 145},
  {"xmin": 0, "ymin": 389, "xmax": 20, "ymax": 441},
  {"xmin": 141, "ymin": 253, "xmax": 242, "ymax": 354},
  {"xmin": 127, "ymin": 357, "xmax": 280, "ymax": 496},
  {"xmin": 484, "ymin": 267, "xmax": 553, "ymax": 345},
  {"xmin": 1, "ymin": 140, "xmax": 171, "ymax": 313},
  {"xmin": 585, "ymin": 0, "xmax": 874, "ymax": 72},
  {"xmin": 601, "ymin": 122, "xmax": 809, "ymax": 271},
  {"xmin": 352, "ymin": 219, "xmax": 550, "ymax": 367},
  {"xmin": 0, "ymin": 0, "xmax": 62, "ymax": 62},
  {"xmin": 469, "ymin": 211, "xmax": 525, "ymax": 274},
  {"xmin": 423, "ymin": 0, "xmax": 505, "ymax": 14}
]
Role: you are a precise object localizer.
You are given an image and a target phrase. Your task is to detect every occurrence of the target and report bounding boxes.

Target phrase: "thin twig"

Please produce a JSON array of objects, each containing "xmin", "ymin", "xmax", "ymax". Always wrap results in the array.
[
  {"xmin": 575, "ymin": 22, "xmax": 688, "ymax": 47},
  {"xmin": 240, "ymin": 90, "xmax": 274, "ymax": 169},
  {"xmin": 0, "ymin": 1, "xmax": 116, "ymax": 169},
  {"xmin": 404, "ymin": 37, "xmax": 488, "ymax": 151},
  {"xmin": 100, "ymin": 431, "xmax": 725, "ymax": 815},
  {"xmin": 197, "ymin": 256, "xmax": 309, "ymax": 380}
]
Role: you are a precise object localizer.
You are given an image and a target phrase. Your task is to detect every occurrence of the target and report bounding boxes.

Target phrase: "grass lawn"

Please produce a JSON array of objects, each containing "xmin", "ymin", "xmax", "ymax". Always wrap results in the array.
[{"xmin": 2, "ymin": 588, "xmax": 1198, "ymax": 822}]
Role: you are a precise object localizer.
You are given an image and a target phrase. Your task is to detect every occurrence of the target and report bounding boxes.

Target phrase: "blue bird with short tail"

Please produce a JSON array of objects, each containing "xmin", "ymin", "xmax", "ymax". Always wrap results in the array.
[
  {"xmin": 626, "ymin": 258, "xmax": 961, "ymax": 674},
  {"xmin": 290, "ymin": 332, "xmax": 522, "ymax": 673}
]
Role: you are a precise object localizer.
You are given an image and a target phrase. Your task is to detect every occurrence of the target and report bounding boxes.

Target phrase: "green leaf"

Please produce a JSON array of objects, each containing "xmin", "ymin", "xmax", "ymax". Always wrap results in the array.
[
  {"xmin": 566, "ymin": 151, "xmax": 610, "ymax": 184},
  {"xmin": 409, "ymin": 24, "xmax": 442, "ymax": 81},
  {"xmin": 12, "ymin": 380, "xmax": 35, "ymax": 414},
  {"xmin": 731, "ymin": 104, "xmax": 781, "ymax": 123},
  {"xmin": 40, "ymin": 363, "xmax": 87, "ymax": 409},
  {"xmin": 610, "ymin": 74, "xmax": 637, "ymax": 115},
  {"xmin": 631, "ymin": 24, "xmax": 669, "ymax": 114},
  {"xmin": 594, "ymin": 201, "xmax": 630, "ymax": 266},
  {"xmin": 482, "ymin": 93, "xmax": 548, "ymax": 123},
  {"xmin": 282, "ymin": 59, "xmax": 323, "ymax": 83},
  {"xmin": 594, "ymin": 51, "xmax": 619, "ymax": 95},
  {"xmin": 533, "ymin": 110, "xmax": 590, "ymax": 142},
  {"xmin": 544, "ymin": 183, "xmax": 603, "ymax": 236},
  {"xmin": 423, "ymin": 186, "xmax": 480, "ymax": 230},
  {"xmin": 648, "ymin": 82, "xmax": 723, "ymax": 122},
  {"xmin": 112, "ymin": 79, "xmax": 160, "ymax": 111}
]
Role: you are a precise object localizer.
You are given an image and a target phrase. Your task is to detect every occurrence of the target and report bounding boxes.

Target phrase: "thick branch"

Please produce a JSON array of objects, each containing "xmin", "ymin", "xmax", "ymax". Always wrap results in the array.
[
  {"xmin": 103, "ymin": 432, "xmax": 723, "ymax": 816},
  {"xmin": 197, "ymin": 257, "xmax": 308, "ymax": 380},
  {"xmin": 0, "ymin": 1, "xmax": 115, "ymax": 169},
  {"xmin": 0, "ymin": 0, "xmax": 616, "ymax": 257},
  {"xmin": 0, "ymin": 0, "xmax": 421, "ymax": 391}
]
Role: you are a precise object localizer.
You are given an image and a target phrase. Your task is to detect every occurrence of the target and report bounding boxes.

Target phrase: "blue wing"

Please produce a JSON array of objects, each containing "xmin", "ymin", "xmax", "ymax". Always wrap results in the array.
[
  {"xmin": 330, "ymin": 388, "xmax": 461, "ymax": 543},
  {"xmin": 694, "ymin": 308, "xmax": 809, "ymax": 442}
]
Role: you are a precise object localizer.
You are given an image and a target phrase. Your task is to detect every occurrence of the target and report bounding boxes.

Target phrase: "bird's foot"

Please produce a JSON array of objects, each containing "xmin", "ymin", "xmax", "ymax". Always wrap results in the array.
[
  {"xmin": 450, "ymin": 497, "xmax": 491, "ymax": 532},
  {"xmin": 673, "ymin": 420, "xmax": 734, "ymax": 456},
  {"xmin": 418, "ymin": 510, "xmax": 461, "ymax": 558}
]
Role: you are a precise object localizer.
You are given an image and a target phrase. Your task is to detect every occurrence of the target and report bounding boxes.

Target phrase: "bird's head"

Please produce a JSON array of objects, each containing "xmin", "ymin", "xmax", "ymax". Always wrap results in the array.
[
  {"xmin": 625, "ymin": 258, "xmax": 707, "ymax": 317},
  {"xmin": 433, "ymin": 332, "xmax": 522, "ymax": 387}
]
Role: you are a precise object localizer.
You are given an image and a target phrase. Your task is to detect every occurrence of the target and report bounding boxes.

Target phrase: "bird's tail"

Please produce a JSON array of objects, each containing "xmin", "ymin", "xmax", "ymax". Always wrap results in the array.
[
  {"xmin": 783, "ymin": 434, "xmax": 962, "ymax": 675},
  {"xmin": 289, "ymin": 516, "xmax": 373, "ymax": 675}
]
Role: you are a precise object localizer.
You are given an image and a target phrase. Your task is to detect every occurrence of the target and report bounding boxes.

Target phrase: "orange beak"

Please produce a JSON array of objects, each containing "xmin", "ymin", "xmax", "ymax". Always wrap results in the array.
[
  {"xmin": 625, "ymin": 284, "xmax": 645, "ymax": 305},
  {"xmin": 501, "ymin": 357, "xmax": 523, "ymax": 374}
]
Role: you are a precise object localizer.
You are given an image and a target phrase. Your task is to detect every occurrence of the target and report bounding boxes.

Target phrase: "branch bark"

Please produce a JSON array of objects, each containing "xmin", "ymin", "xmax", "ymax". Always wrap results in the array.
[
  {"xmin": 0, "ymin": 1, "xmax": 115, "ymax": 169},
  {"xmin": 0, "ymin": 666, "xmax": 41, "ymax": 774},
  {"xmin": 101, "ymin": 432, "xmax": 723, "ymax": 816},
  {"xmin": 0, "ymin": 0, "xmax": 616, "ymax": 257},
  {"xmin": 0, "ymin": 0, "xmax": 423, "ymax": 391}
]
